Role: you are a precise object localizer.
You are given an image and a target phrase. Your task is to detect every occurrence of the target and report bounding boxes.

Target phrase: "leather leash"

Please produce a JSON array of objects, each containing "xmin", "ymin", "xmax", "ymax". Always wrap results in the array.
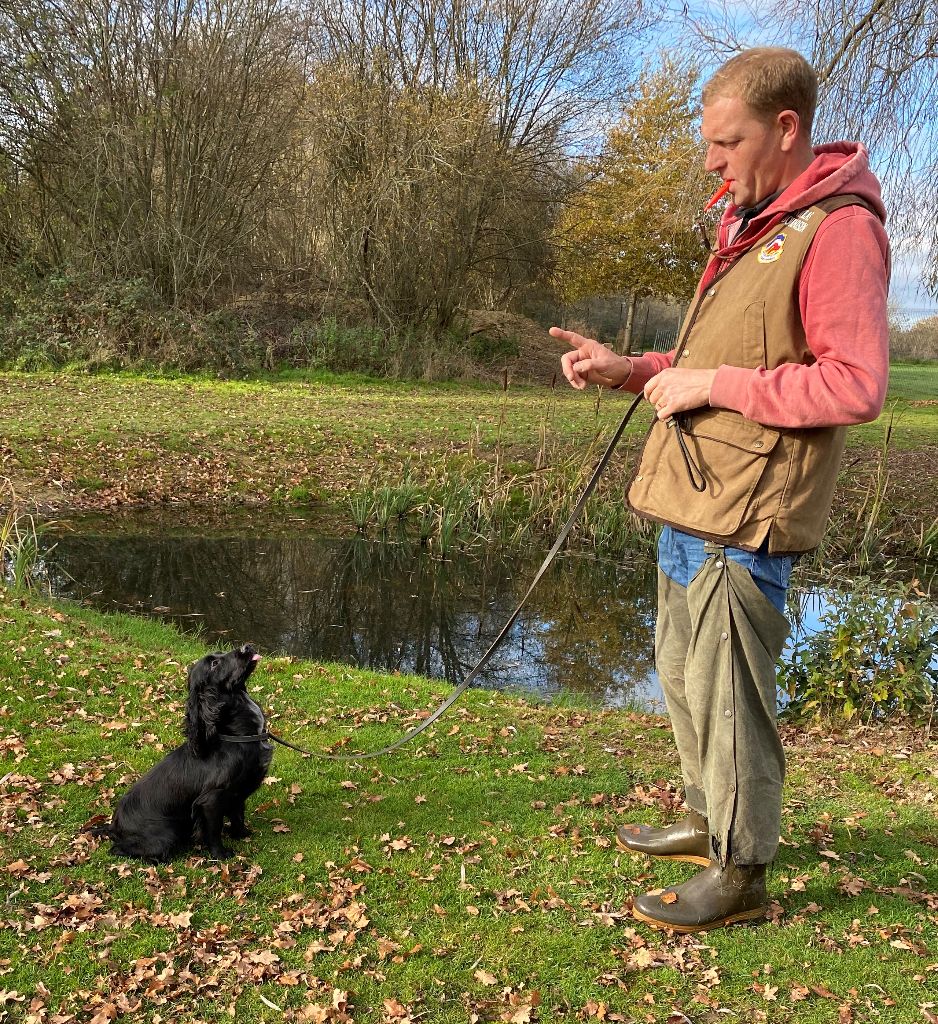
[
  {"xmin": 219, "ymin": 730, "xmax": 320, "ymax": 756},
  {"xmin": 224, "ymin": 389, "xmax": 647, "ymax": 761}
]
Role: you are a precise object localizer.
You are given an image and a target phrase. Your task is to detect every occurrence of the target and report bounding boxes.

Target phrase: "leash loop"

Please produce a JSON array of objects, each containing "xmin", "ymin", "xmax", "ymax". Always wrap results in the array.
[{"xmin": 668, "ymin": 415, "xmax": 707, "ymax": 493}]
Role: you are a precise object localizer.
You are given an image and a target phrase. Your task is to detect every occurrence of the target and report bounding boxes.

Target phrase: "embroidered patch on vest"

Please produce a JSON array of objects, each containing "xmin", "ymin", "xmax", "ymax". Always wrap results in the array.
[{"xmin": 757, "ymin": 233, "xmax": 787, "ymax": 263}]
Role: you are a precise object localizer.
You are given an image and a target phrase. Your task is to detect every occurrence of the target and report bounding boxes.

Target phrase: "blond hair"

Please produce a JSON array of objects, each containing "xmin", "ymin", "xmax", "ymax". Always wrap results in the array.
[{"xmin": 701, "ymin": 47, "xmax": 818, "ymax": 137}]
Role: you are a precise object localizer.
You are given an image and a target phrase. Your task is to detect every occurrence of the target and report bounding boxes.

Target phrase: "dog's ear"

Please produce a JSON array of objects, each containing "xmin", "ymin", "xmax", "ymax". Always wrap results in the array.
[{"xmin": 184, "ymin": 655, "xmax": 222, "ymax": 757}]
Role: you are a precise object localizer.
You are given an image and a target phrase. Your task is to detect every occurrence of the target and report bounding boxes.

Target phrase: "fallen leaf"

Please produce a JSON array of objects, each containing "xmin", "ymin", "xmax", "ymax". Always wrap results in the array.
[{"xmin": 383, "ymin": 997, "xmax": 411, "ymax": 1020}]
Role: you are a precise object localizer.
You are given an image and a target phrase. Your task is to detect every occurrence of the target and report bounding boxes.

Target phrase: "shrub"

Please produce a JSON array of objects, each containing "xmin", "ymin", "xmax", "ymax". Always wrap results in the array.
[
  {"xmin": 889, "ymin": 315, "xmax": 938, "ymax": 361},
  {"xmin": 466, "ymin": 329, "xmax": 521, "ymax": 365},
  {"xmin": 780, "ymin": 577, "xmax": 938, "ymax": 720},
  {"xmin": 290, "ymin": 316, "xmax": 513, "ymax": 381},
  {"xmin": 0, "ymin": 274, "xmax": 270, "ymax": 372}
]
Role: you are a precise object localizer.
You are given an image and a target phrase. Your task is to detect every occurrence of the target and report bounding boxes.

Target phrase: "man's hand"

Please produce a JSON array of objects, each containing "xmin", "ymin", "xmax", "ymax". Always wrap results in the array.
[
  {"xmin": 550, "ymin": 327, "xmax": 633, "ymax": 390},
  {"xmin": 644, "ymin": 367, "xmax": 717, "ymax": 420}
]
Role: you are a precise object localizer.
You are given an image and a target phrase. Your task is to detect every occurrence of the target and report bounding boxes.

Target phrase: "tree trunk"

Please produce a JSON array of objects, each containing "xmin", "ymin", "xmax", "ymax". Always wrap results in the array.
[{"xmin": 617, "ymin": 292, "xmax": 637, "ymax": 354}]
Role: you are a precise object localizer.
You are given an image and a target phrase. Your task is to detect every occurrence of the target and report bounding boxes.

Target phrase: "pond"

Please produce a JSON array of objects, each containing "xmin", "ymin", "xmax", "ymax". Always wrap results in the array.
[{"xmin": 40, "ymin": 508, "xmax": 922, "ymax": 710}]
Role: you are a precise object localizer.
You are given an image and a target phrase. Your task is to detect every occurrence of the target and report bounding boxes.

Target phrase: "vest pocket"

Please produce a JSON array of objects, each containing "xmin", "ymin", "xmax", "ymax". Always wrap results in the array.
[
  {"xmin": 630, "ymin": 410, "xmax": 782, "ymax": 537},
  {"xmin": 742, "ymin": 300, "xmax": 767, "ymax": 368},
  {"xmin": 684, "ymin": 408, "xmax": 780, "ymax": 453}
]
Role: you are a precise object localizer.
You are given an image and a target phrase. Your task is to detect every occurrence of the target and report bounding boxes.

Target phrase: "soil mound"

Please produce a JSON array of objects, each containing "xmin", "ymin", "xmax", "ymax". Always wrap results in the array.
[{"xmin": 467, "ymin": 310, "xmax": 567, "ymax": 385}]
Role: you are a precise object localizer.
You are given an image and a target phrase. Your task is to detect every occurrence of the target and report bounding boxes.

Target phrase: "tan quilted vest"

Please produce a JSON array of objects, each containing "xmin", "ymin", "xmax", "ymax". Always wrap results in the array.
[{"xmin": 627, "ymin": 195, "xmax": 872, "ymax": 555}]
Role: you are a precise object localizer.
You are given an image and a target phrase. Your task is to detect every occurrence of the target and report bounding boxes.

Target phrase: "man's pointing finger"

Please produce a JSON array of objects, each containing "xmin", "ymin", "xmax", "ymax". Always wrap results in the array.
[{"xmin": 549, "ymin": 327, "xmax": 587, "ymax": 348}]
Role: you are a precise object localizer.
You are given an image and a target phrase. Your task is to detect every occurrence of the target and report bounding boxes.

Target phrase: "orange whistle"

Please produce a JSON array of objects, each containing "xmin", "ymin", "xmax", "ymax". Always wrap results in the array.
[{"xmin": 703, "ymin": 179, "xmax": 733, "ymax": 211}]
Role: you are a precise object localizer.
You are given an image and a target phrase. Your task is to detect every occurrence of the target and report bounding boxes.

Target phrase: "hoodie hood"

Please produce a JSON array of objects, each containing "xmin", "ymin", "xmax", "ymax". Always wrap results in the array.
[{"xmin": 715, "ymin": 142, "xmax": 886, "ymax": 262}]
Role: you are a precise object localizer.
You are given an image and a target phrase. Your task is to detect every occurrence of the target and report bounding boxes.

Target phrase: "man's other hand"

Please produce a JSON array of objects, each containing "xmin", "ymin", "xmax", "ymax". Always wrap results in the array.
[{"xmin": 644, "ymin": 367, "xmax": 717, "ymax": 420}]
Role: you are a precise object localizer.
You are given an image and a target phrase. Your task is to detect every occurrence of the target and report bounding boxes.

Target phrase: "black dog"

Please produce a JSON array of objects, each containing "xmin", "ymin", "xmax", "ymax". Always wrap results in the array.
[{"xmin": 92, "ymin": 644, "xmax": 272, "ymax": 862}]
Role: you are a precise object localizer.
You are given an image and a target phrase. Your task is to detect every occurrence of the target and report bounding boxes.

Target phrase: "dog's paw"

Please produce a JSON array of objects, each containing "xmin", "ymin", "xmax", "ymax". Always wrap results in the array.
[
  {"xmin": 208, "ymin": 845, "xmax": 234, "ymax": 860},
  {"xmin": 227, "ymin": 824, "xmax": 253, "ymax": 839}
]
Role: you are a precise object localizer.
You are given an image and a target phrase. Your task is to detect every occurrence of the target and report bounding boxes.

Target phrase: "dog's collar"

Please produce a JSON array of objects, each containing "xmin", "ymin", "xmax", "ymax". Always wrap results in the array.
[{"xmin": 219, "ymin": 732, "xmax": 269, "ymax": 743}]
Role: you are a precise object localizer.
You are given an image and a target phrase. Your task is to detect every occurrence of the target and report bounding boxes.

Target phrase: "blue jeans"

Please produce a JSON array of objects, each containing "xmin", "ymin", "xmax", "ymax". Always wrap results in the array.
[{"xmin": 657, "ymin": 526, "xmax": 794, "ymax": 614}]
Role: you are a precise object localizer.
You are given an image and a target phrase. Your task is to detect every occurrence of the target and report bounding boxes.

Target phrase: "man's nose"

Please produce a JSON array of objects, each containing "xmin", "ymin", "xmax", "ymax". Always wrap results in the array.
[{"xmin": 704, "ymin": 145, "xmax": 721, "ymax": 174}]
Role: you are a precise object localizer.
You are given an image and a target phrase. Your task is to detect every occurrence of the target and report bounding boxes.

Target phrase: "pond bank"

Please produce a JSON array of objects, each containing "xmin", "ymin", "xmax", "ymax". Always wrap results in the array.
[{"xmin": 2, "ymin": 368, "xmax": 937, "ymax": 566}]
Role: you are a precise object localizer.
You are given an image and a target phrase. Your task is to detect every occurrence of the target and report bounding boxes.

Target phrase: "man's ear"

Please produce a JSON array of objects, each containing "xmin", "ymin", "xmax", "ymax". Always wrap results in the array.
[{"xmin": 777, "ymin": 109, "xmax": 801, "ymax": 151}]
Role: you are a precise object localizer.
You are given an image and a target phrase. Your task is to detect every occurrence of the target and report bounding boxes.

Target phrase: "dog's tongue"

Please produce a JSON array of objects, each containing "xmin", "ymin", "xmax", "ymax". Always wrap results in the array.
[{"xmin": 251, "ymin": 653, "xmax": 261, "ymax": 662}]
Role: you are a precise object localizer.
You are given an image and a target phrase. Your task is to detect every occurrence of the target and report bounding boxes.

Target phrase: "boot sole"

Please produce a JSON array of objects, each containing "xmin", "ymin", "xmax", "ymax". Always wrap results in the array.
[
  {"xmin": 631, "ymin": 903, "xmax": 766, "ymax": 933},
  {"xmin": 614, "ymin": 834, "xmax": 711, "ymax": 867}
]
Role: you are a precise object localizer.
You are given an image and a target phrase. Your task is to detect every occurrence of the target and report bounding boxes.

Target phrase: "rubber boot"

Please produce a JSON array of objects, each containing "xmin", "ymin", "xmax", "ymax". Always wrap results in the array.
[
  {"xmin": 615, "ymin": 808, "xmax": 711, "ymax": 867},
  {"xmin": 631, "ymin": 858, "xmax": 768, "ymax": 933}
]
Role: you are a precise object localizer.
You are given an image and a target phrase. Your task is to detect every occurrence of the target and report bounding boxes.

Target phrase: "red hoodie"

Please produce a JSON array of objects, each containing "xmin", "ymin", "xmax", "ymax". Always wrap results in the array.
[{"xmin": 622, "ymin": 142, "xmax": 890, "ymax": 429}]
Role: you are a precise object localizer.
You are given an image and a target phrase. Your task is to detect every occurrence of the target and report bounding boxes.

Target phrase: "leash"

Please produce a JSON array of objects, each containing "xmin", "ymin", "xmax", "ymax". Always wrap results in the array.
[
  {"xmin": 226, "ymin": 389, "xmax": 648, "ymax": 761},
  {"xmin": 218, "ymin": 731, "xmax": 319, "ymax": 755}
]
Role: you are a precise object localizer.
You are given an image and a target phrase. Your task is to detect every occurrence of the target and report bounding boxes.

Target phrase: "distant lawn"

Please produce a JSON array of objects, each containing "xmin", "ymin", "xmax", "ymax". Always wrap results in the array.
[
  {"xmin": 850, "ymin": 361, "xmax": 938, "ymax": 447},
  {"xmin": 886, "ymin": 362, "xmax": 938, "ymax": 402},
  {"xmin": 1, "ymin": 588, "xmax": 936, "ymax": 1023}
]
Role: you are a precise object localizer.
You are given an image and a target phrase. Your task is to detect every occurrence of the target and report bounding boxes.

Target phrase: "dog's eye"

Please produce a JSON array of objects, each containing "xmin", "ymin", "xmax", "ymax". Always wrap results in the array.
[{"xmin": 208, "ymin": 656, "xmax": 221, "ymax": 669}]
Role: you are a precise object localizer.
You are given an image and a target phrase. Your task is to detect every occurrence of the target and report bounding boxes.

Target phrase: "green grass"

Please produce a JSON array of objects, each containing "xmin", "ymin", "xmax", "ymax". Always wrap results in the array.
[
  {"xmin": 850, "ymin": 362, "xmax": 938, "ymax": 448},
  {"xmin": 1, "ymin": 588, "xmax": 936, "ymax": 1022},
  {"xmin": 885, "ymin": 363, "xmax": 938, "ymax": 403}
]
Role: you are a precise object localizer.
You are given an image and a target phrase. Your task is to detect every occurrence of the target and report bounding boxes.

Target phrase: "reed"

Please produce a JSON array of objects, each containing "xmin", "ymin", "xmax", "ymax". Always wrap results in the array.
[
  {"xmin": 347, "ymin": 491, "xmax": 376, "ymax": 532},
  {"xmin": 798, "ymin": 408, "xmax": 931, "ymax": 574},
  {"xmin": 0, "ymin": 498, "xmax": 50, "ymax": 590},
  {"xmin": 389, "ymin": 480, "xmax": 422, "ymax": 521},
  {"xmin": 346, "ymin": 404, "xmax": 919, "ymax": 567},
  {"xmin": 854, "ymin": 410, "xmax": 895, "ymax": 568},
  {"xmin": 373, "ymin": 486, "xmax": 398, "ymax": 531},
  {"xmin": 433, "ymin": 507, "xmax": 461, "ymax": 555},
  {"xmin": 352, "ymin": 441, "xmax": 655, "ymax": 556},
  {"xmin": 918, "ymin": 517, "xmax": 938, "ymax": 562}
]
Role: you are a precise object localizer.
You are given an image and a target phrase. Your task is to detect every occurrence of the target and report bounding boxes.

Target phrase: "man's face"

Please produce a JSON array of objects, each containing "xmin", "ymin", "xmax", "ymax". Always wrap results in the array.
[{"xmin": 701, "ymin": 94, "xmax": 788, "ymax": 209}]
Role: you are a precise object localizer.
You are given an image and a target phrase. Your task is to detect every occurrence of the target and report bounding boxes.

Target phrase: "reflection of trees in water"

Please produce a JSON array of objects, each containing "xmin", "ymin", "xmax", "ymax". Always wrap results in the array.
[{"xmin": 48, "ymin": 529, "xmax": 657, "ymax": 704}]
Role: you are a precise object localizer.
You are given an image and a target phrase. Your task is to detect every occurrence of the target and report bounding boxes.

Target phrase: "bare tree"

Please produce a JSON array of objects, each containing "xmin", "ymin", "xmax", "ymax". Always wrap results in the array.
[
  {"xmin": 786, "ymin": 0, "xmax": 938, "ymax": 291},
  {"xmin": 0, "ymin": 0, "xmax": 309, "ymax": 303},
  {"xmin": 675, "ymin": 0, "xmax": 938, "ymax": 293},
  {"xmin": 0, "ymin": 0, "xmax": 657, "ymax": 358},
  {"xmin": 299, "ymin": 0, "xmax": 650, "ymax": 330}
]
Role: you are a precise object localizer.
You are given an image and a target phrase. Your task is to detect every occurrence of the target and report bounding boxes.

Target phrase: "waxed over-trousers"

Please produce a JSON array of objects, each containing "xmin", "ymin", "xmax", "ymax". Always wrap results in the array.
[{"xmin": 655, "ymin": 546, "xmax": 791, "ymax": 866}]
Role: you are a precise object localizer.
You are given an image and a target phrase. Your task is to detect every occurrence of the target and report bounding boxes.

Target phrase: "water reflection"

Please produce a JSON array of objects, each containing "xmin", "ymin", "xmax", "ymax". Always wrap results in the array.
[{"xmin": 46, "ymin": 513, "xmax": 662, "ymax": 708}]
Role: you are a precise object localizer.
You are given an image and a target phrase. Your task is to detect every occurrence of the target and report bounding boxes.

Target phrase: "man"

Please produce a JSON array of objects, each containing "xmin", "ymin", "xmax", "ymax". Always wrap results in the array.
[{"xmin": 550, "ymin": 47, "xmax": 889, "ymax": 932}]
